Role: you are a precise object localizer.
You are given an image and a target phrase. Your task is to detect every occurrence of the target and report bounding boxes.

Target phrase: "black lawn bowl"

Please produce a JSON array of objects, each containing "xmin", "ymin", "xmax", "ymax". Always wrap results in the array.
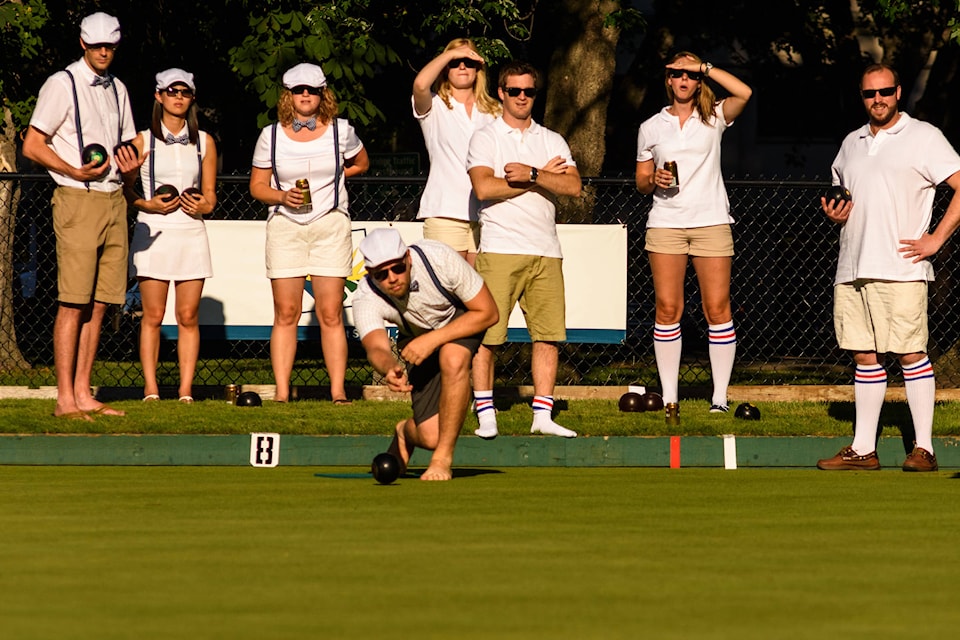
[
  {"xmin": 371, "ymin": 452, "xmax": 401, "ymax": 485},
  {"xmin": 236, "ymin": 391, "xmax": 262, "ymax": 407},
  {"xmin": 618, "ymin": 392, "xmax": 644, "ymax": 412},
  {"xmin": 641, "ymin": 392, "xmax": 664, "ymax": 412},
  {"xmin": 81, "ymin": 143, "xmax": 108, "ymax": 167},
  {"xmin": 734, "ymin": 402, "xmax": 761, "ymax": 421},
  {"xmin": 824, "ymin": 185, "xmax": 851, "ymax": 204},
  {"xmin": 155, "ymin": 184, "xmax": 180, "ymax": 201}
]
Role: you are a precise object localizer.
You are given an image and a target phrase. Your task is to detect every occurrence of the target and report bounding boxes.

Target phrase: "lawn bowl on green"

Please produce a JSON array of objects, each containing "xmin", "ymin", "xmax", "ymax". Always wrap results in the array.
[{"xmin": 371, "ymin": 452, "xmax": 401, "ymax": 484}]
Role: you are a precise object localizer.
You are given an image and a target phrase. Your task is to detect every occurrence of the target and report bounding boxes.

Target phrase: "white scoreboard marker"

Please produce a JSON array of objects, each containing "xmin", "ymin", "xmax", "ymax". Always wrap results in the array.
[{"xmin": 250, "ymin": 433, "xmax": 281, "ymax": 467}]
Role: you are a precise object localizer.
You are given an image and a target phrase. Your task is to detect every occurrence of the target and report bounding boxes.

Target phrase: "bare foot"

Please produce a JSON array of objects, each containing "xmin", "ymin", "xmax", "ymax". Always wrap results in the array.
[
  {"xmin": 387, "ymin": 420, "xmax": 413, "ymax": 475},
  {"xmin": 420, "ymin": 462, "xmax": 453, "ymax": 481},
  {"xmin": 85, "ymin": 403, "xmax": 126, "ymax": 417}
]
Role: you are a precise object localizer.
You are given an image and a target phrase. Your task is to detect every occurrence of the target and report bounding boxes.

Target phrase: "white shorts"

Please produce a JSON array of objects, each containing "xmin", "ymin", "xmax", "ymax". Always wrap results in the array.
[
  {"xmin": 834, "ymin": 280, "xmax": 928, "ymax": 354},
  {"xmin": 265, "ymin": 211, "xmax": 352, "ymax": 279}
]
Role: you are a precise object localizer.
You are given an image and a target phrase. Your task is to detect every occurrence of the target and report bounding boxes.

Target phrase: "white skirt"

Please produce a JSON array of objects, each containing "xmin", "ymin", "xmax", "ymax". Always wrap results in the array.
[{"xmin": 130, "ymin": 220, "xmax": 213, "ymax": 281}]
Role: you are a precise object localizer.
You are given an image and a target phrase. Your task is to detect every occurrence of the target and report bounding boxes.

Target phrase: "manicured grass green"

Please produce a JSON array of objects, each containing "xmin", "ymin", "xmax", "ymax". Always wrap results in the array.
[
  {"xmin": 4, "ymin": 397, "xmax": 960, "ymax": 437},
  {"xmin": 2, "ymin": 466, "xmax": 958, "ymax": 639}
]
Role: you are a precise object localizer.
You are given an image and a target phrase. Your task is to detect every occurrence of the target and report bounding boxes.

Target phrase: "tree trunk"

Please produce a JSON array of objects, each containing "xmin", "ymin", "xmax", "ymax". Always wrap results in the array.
[
  {"xmin": 542, "ymin": 0, "xmax": 621, "ymax": 223},
  {"xmin": 0, "ymin": 106, "xmax": 30, "ymax": 371}
]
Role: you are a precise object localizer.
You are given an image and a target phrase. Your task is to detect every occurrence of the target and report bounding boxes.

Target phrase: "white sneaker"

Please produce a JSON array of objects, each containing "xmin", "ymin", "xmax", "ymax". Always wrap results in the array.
[
  {"xmin": 531, "ymin": 420, "xmax": 577, "ymax": 438},
  {"xmin": 474, "ymin": 423, "xmax": 499, "ymax": 440}
]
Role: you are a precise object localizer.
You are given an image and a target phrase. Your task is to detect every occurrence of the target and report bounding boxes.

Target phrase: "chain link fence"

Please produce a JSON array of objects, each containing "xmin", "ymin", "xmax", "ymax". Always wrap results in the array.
[{"xmin": 3, "ymin": 172, "xmax": 960, "ymax": 390}]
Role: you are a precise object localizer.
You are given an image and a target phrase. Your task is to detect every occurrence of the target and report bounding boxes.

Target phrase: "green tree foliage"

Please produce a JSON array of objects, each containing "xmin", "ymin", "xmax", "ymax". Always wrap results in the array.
[{"xmin": 1, "ymin": 0, "xmax": 50, "ymax": 128}]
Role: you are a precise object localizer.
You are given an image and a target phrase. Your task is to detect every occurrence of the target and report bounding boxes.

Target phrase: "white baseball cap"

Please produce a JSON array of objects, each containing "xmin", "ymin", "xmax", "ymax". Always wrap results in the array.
[
  {"xmin": 80, "ymin": 12, "xmax": 121, "ymax": 45},
  {"xmin": 360, "ymin": 229, "xmax": 408, "ymax": 269},
  {"xmin": 155, "ymin": 68, "xmax": 196, "ymax": 92},
  {"xmin": 282, "ymin": 63, "xmax": 327, "ymax": 89}
]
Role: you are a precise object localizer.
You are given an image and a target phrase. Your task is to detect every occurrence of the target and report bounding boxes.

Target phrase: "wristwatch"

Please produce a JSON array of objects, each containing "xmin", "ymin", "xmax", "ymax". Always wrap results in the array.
[
  {"xmin": 702, "ymin": 62, "xmax": 713, "ymax": 77},
  {"xmin": 530, "ymin": 167, "xmax": 539, "ymax": 183}
]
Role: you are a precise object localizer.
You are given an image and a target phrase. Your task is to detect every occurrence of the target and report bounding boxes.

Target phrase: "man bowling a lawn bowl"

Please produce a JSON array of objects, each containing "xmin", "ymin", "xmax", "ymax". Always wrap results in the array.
[{"xmin": 351, "ymin": 228, "xmax": 499, "ymax": 481}]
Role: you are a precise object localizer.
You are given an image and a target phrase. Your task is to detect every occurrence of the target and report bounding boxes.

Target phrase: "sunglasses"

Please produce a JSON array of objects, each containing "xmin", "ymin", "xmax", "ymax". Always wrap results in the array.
[
  {"xmin": 504, "ymin": 87, "xmax": 538, "ymax": 98},
  {"xmin": 164, "ymin": 87, "xmax": 195, "ymax": 99},
  {"xmin": 290, "ymin": 85, "xmax": 323, "ymax": 96},
  {"xmin": 861, "ymin": 86, "xmax": 897, "ymax": 99},
  {"xmin": 84, "ymin": 42, "xmax": 118, "ymax": 52},
  {"xmin": 371, "ymin": 262, "xmax": 407, "ymax": 282},
  {"xmin": 448, "ymin": 58, "xmax": 481, "ymax": 70},
  {"xmin": 667, "ymin": 69, "xmax": 703, "ymax": 81}
]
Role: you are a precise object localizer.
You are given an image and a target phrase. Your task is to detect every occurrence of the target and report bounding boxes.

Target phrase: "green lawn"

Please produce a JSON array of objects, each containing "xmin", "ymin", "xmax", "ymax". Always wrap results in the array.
[
  {"xmin": 2, "ymin": 466, "xmax": 959, "ymax": 639},
  {"xmin": 3, "ymin": 397, "xmax": 960, "ymax": 438}
]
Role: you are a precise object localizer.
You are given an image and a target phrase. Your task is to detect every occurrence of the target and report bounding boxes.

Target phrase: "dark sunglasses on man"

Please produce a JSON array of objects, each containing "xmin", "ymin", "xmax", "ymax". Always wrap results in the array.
[
  {"xmin": 448, "ymin": 58, "xmax": 481, "ymax": 70},
  {"xmin": 371, "ymin": 262, "xmax": 407, "ymax": 282},
  {"xmin": 504, "ymin": 87, "xmax": 538, "ymax": 98},
  {"xmin": 860, "ymin": 86, "xmax": 897, "ymax": 100}
]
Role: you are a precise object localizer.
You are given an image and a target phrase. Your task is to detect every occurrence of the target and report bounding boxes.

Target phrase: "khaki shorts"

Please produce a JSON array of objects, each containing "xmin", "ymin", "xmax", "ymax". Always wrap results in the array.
[
  {"xmin": 422, "ymin": 217, "xmax": 480, "ymax": 254},
  {"xmin": 834, "ymin": 280, "xmax": 928, "ymax": 354},
  {"xmin": 475, "ymin": 253, "xmax": 566, "ymax": 345},
  {"xmin": 266, "ymin": 211, "xmax": 352, "ymax": 278},
  {"xmin": 645, "ymin": 224, "xmax": 734, "ymax": 257},
  {"xmin": 52, "ymin": 187, "xmax": 128, "ymax": 305}
]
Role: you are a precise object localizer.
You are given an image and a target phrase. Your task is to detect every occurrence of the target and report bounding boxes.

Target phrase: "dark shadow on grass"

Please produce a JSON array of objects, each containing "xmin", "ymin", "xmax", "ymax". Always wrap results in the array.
[
  {"xmin": 827, "ymin": 401, "xmax": 916, "ymax": 454},
  {"xmin": 406, "ymin": 468, "xmax": 504, "ymax": 479}
]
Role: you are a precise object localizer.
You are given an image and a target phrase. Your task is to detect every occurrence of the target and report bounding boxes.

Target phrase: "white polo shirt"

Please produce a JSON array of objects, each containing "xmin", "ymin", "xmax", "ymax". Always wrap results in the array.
[
  {"xmin": 252, "ymin": 118, "xmax": 364, "ymax": 224},
  {"xmin": 413, "ymin": 93, "xmax": 496, "ymax": 222},
  {"xmin": 29, "ymin": 58, "xmax": 135, "ymax": 192},
  {"xmin": 352, "ymin": 240, "xmax": 485, "ymax": 339},
  {"xmin": 832, "ymin": 112, "xmax": 960, "ymax": 284},
  {"xmin": 466, "ymin": 117, "xmax": 575, "ymax": 258},
  {"xmin": 636, "ymin": 102, "xmax": 733, "ymax": 229}
]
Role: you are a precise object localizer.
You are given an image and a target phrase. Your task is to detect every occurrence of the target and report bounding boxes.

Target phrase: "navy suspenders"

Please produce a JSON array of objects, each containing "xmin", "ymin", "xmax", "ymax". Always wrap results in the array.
[
  {"xmin": 148, "ymin": 131, "xmax": 203, "ymax": 198},
  {"xmin": 270, "ymin": 118, "xmax": 341, "ymax": 213},
  {"xmin": 64, "ymin": 69, "xmax": 122, "ymax": 190}
]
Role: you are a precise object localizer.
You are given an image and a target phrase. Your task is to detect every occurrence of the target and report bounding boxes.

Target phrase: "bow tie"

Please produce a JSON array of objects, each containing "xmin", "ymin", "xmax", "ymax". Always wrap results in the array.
[
  {"xmin": 165, "ymin": 133, "xmax": 190, "ymax": 145},
  {"xmin": 292, "ymin": 118, "xmax": 317, "ymax": 132},
  {"xmin": 91, "ymin": 74, "xmax": 113, "ymax": 89}
]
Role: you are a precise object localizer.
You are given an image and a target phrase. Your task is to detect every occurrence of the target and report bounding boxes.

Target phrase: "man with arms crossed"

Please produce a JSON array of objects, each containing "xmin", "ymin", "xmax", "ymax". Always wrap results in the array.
[
  {"xmin": 23, "ymin": 12, "xmax": 137, "ymax": 420},
  {"xmin": 353, "ymin": 228, "xmax": 498, "ymax": 481},
  {"xmin": 818, "ymin": 63, "xmax": 960, "ymax": 472},
  {"xmin": 467, "ymin": 61, "xmax": 582, "ymax": 439}
]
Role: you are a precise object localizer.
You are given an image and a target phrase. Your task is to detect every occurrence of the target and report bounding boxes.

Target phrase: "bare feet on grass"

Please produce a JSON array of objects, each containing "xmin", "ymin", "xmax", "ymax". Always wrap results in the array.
[
  {"xmin": 420, "ymin": 461, "xmax": 453, "ymax": 481},
  {"xmin": 387, "ymin": 420, "xmax": 413, "ymax": 476}
]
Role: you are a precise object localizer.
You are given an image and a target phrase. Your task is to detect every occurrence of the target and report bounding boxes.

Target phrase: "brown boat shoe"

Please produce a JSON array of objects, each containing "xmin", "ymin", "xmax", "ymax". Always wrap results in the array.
[
  {"xmin": 902, "ymin": 446, "xmax": 938, "ymax": 472},
  {"xmin": 817, "ymin": 446, "xmax": 881, "ymax": 471}
]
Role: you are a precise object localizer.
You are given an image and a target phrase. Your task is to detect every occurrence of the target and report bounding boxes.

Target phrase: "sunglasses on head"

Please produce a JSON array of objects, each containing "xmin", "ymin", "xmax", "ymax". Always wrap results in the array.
[
  {"xmin": 448, "ymin": 58, "xmax": 481, "ymax": 70},
  {"xmin": 164, "ymin": 86, "xmax": 194, "ymax": 99},
  {"xmin": 861, "ymin": 86, "xmax": 897, "ymax": 99},
  {"xmin": 667, "ymin": 69, "xmax": 703, "ymax": 81},
  {"xmin": 504, "ymin": 87, "xmax": 538, "ymax": 98},
  {"xmin": 371, "ymin": 262, "xmax": 407, "ymax": 282},
  {"xmin": 290, "ymin": 85, "xmax": 323, "ymax": 96}
]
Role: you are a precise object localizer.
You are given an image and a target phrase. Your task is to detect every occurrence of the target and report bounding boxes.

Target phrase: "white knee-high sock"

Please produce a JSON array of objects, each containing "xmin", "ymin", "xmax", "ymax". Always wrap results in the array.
[
  {"xmin": 903, "ymin": 357, "xmax": 936, "ymax": 452},
  {"xmin": 474, "ymin": 390, "xmax": 497, "ymax": 430},
  {"xmin": 852, "ymin": 364, "xmax": 887, "ymax": 455},
  {"xmin": 654, "ymin": 323, "xmax": 682, "ymax": 404},
  {"xmin": 708, "ymin": 321, "xmax": 737, "ymax": 407}
]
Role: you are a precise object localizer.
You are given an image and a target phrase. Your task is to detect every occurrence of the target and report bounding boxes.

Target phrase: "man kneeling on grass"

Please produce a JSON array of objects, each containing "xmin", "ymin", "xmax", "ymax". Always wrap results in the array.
[{"xmin": 353, "ymin": 228, "xmax": 499, "ymax": 481}]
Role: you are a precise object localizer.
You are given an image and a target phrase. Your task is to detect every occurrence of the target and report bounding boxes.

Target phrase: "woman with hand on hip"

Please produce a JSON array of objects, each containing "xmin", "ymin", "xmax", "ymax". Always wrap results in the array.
[
  {"xmin": 249, "ymin": 63, "xmax": 369, "ymax": 404},
  {"xmin": 412, "ymin": 38, "xmax": 500, "ymax": 266},
  {"xmin": 124, "ymin": 68, "xmax": 217, "ymax": 403},
  {"xmin": 635, "ymin": 52, "xmax": 752, "ymax": 424}
]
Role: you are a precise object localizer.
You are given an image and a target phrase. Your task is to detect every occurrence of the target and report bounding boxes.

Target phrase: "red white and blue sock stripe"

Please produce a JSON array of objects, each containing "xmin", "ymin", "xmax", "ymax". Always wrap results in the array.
[
  {"xmin": 708, "ymin": 321, "xmax": 736, "ymax": 345},
  {"xmin": 855, "ymin": 364, "xmax": 887, "ymax": 384},
  {"xmin": 474, "ymin": 392, "xmax": 495, "ymax": 417},
  {"xmin": 902, "ymin": 357, "xmax": 934, "ymax": 382},
  {"xmin": 532, "ymin": 395, "xmax": 554, "ymax": 416},
  {"xmin": 654, "ymin": 323, "xmax": 681, "ymax": 343}
]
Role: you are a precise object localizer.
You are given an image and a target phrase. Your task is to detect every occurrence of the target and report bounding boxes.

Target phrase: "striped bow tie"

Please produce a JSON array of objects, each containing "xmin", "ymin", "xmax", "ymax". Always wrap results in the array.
[
  {"xmin": 165, "ymin": 133, "xmax": 190, "ymax": 145},
  {"xmin": 292, "ymin": 118, "xmax": 317, "ymax": 132},
  {"xmin": 91, "ymin": 74, "xmax": 114, "ymax": 89}
]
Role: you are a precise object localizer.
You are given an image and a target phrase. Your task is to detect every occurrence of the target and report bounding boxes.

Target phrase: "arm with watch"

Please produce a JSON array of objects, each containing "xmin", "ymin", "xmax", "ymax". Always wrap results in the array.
[
  {"xmin": 698, "ymin": 61, "xmax": 753, "ymax": 124},
  {"xmin": 502, "ymin": 156, "xmax": 582, "ymax": 197}
]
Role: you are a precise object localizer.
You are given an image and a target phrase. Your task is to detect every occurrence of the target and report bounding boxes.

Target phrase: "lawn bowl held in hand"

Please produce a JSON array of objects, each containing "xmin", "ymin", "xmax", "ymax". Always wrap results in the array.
[
  {"xmin": 181, "ymin": 187, "xmax": 202, "ymax": 198},
  {"xmin": 734, "ymin": 402, "xmax": 761, "ymax": 421},
  {"xmin": 81, "ymin": 143, "xmax": 108, "ymax": 167},
  {"xmin": 113, "ymin": 140, "xmax": 138, "ymax": 159},
  {"xmin": 824, "ymin": 185, "xmax": 851, "ymax": 204},
  {"xmin": 371, "ymin": 452, "xmax": 401, "ymax": 484},
  {"xmin": 155, "ymin": 184, "xmax": 179, "ymax": 201},
  {"xmin": 641, "ymin": 392, "xmax": 664, "ymax": 412},
  {"xmin": 235, "ymin": 391, "xmax": 262, "ymax": 407},
  {"xmin": 618, "ymin": 392, "xmax": 644, "ymax": 412}
]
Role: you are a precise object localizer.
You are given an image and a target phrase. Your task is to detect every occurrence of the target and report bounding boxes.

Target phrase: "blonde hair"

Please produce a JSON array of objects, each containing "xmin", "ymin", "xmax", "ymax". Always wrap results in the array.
[
  {"xmin": 664, "ymin": 51, "xmax": 717, "ymax": 126},
  {"xmin": 435, "ymin": 38, "xmax": 501, "ymax": 117},
  {"xmin": 277, "ymin": 86, "xmax": 339, "ymax": 126}
]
